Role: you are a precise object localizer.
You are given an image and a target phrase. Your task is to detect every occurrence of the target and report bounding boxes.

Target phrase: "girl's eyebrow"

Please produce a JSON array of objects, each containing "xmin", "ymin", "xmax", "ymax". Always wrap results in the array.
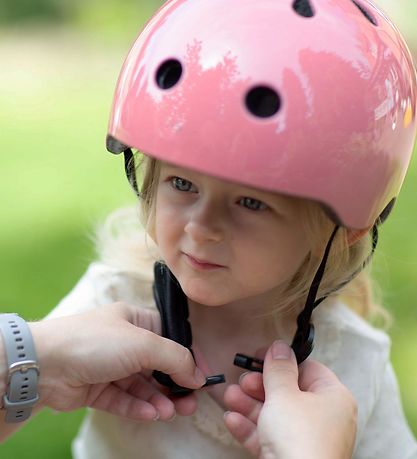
[{"xmin": 160, "ymin": 164, "xmax": 189, "ymax": 175}]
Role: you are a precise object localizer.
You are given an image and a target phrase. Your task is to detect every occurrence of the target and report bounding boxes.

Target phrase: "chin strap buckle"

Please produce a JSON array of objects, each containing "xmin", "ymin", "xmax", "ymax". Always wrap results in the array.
[
  {"xmin": 233, "ymin": 323, "xmax": 315, "ymax": 373},
  {"xmin": 233, "ymin": 354, "xmax": 264, "ymax": 372}
]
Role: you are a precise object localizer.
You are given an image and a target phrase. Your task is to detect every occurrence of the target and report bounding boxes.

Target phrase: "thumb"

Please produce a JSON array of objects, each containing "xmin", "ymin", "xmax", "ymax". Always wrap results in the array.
[
  {"xmin": 262, "ymin": 340, "xmax": 299, "ymax": 396},
  {"xmin": 127, "ymin": 328, "xmax": 206, "ymax": 389}
]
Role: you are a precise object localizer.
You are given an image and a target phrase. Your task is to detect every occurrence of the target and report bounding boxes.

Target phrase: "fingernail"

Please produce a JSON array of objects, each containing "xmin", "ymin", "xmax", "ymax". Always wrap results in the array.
[
  {"xmin": 167, "ymin": 413, "xmax": 176, "ymax": 422},
  {"xmin": 272, "ymin": 340, "xmax": 291, "ymax": 360},
  {"xmin": 153, "ymin": 412, "xmax": 160, "ymax": 421},
  {"xmin": 194, "ymin": 367, "xmax": 206, "ymax": 386},
  {"xmin": 223, "ymin": 411, "xmax": 231, "ymax": 420},
  {"xmin": 238, "ymin": 371, "xmax": 249, "ymax": 384}
]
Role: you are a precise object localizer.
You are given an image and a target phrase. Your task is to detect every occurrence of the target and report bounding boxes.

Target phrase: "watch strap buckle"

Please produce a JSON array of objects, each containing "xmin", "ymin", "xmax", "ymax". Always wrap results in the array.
[{"xmin": 8, "ymin": 360, "xmax": 40, "ymax": 384}]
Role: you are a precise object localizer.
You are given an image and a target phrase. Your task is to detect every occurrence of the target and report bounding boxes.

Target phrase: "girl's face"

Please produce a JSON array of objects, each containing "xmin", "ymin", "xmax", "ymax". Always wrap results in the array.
[{"xmin": 154, "ymin": 162, "xmax": 312, "ymax": 308}]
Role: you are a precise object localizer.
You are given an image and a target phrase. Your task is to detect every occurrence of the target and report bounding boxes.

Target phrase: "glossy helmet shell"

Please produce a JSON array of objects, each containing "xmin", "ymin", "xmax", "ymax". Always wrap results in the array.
[{"xmin": 107, "ymin": 0, "xmax": 417, "ymax": 229}]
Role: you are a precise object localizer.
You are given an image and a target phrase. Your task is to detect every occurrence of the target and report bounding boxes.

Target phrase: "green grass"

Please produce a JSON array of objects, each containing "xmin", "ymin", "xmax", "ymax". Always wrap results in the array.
[
  {"xmin": 372, "ymin": 155, "xmax": 417, "ymax": 432},
  {"xmin": 0, "ymin": 27, "xmax": 136, "ymax": 458},
  {"xmin": 0, "ymin": 23, "xmax": 416, "ymax": 458}
]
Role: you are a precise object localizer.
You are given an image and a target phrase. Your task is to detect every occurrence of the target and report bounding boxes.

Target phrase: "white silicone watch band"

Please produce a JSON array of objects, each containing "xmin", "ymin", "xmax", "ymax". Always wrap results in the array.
[{"xmin": 0, "ymin": 314, "xmax": 39, "ymax": 423}]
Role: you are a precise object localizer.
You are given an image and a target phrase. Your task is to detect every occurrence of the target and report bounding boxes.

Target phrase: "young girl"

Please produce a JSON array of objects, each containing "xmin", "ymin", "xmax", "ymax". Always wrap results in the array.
[{"xmin": 46, "ymin": 0, "xmax": 417, "ymax": 457}]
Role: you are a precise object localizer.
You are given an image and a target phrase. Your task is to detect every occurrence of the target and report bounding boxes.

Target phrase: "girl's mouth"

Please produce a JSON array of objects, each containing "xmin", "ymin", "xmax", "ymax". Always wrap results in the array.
[{"xmin": 184, "ymin": 253, "xmax": 225, "ymax": 270}]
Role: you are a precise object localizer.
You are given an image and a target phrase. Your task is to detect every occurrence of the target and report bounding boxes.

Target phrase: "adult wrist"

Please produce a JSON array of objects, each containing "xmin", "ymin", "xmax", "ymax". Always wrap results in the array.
[
  {"xmin": 26, "ymin": 320, "xmax": 60, "ymax": 409},
  {"xmin": 0, "ymin": 314, "xmax": 40, "ymax": 423}
]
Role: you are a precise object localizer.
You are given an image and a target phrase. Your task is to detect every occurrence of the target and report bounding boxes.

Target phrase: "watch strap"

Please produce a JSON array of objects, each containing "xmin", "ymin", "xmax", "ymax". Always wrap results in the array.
[{"xmin": 0, "ymin": 314, "xmax": 39, "ymax": 423}]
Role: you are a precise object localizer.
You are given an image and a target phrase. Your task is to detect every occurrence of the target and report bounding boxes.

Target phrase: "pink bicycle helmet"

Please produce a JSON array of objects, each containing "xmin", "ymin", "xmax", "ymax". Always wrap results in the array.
[{"xmin": 106, "ymin": 0, "xmax": 417, "ymax": 229}]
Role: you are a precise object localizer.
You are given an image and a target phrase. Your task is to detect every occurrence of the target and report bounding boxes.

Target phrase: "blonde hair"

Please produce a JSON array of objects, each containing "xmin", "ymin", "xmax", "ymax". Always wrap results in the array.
[
  {"xmin": 291, "ymin": 200, "xmax": 390, "ymax": 327},
  {"xmin": 97, "ymin": 152, "xmax": 390, "ymax": 328}
]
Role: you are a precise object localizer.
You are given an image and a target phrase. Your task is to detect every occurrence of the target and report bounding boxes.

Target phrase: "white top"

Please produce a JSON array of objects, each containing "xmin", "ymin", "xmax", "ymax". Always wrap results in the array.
[{"xmin": 46, "ymin": 261, "xmax": 417, "ymax": 459}]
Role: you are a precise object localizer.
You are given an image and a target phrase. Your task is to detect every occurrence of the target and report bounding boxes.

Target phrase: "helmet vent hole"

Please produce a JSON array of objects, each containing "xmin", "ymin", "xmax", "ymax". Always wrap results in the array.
[
  {"xmin": 245, "ymin": 86, "xmax": 281, "ymax": 118},
  {"xmin": 156, "ymin": 59, "xmax": 183, "ymax": 90},
  {"xmin": 351, "ymin": 0, "xmax": 377, "ymax": 26},
  {"xmin": 292, "ymin": 0, "xmax": 314, "ymax": 18}
]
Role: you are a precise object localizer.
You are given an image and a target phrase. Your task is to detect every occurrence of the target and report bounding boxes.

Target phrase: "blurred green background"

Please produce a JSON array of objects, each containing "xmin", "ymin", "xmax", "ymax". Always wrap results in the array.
[{"xmin": 0, "ymin": 1, "xmax": 416, "ymax": 457}]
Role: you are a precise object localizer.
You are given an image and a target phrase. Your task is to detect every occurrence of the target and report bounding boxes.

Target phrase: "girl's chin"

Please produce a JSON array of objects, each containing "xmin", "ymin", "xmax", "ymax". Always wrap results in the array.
[
  {"xmin": 183, "ymin": 290, "xmax": 227, "ymax": 307},
  {"xmin": 173, "ymin": 270, "xmax": 238, "ymax": 306},
  {"xmin": 180, "ymin": 283, "xmax": 231, "ymax": 307}
]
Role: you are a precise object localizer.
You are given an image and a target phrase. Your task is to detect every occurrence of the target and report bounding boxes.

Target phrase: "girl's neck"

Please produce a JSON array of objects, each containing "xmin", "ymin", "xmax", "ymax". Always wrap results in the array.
[
  {"xmin": 188, "ymin": 296, "xmax": 300, "ymax": 373},
  {"xmin": 188, "ymin": 293, "xmax": 300, "ymax": 341},
  {"xmin": 188, "ymin": 297, "xmax": 300, "ymax": 408}
]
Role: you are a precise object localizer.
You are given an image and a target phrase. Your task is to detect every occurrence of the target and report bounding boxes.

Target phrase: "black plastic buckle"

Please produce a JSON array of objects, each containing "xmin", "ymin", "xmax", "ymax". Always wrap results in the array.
[
  {"xmin": 233, "ymin": 354, "xmax": 264, "ymax": 373},
  {"xmin": 233, "ymin": 324, "xmax": 315, "ymax": 372}
]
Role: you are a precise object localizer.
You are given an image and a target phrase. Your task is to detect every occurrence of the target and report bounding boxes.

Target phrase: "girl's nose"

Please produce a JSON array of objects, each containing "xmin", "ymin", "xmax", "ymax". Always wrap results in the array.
[{"xmin": 184, "ymin": 199, "xmax": 225, "ymax": 243}]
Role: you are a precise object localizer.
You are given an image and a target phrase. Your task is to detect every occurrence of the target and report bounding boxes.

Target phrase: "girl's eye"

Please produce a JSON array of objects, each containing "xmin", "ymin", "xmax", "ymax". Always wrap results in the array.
[
  {"xmin": 171, "ymin": 177, "xmax": 196, "ymax": 192},
  {"xmin": 239, "ymin": 197, "xmax": 268, "ymax": 211}
]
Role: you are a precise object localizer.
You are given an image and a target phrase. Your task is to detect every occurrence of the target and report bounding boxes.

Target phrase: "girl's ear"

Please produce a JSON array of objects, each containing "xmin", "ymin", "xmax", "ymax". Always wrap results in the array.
[{"xmin": 346, "ymin": 227, "xmax": 371, "ymax": 246}]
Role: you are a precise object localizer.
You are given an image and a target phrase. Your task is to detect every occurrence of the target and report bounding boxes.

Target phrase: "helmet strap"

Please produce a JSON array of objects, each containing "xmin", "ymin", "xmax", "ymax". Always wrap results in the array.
[
  {"xmin": 291, "ymin": 225, "xmax": 339, "ymax": 362},
  {"xmin": 291, "ymin": 224, "xmax": 378, "ymax": 363},
  {"xmin": 123, "ymin": 149, "xmax": 140, "ymax": 196}
]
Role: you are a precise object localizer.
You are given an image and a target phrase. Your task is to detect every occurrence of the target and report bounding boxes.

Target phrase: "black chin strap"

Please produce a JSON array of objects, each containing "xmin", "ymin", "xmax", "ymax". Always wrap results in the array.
[
  {"xmin": 235, "ymin": 224, "xmax": 378, "ymax": 371},
  {"xmin": 291, "ymin": 226, "xmax": 339, "ymax": 363},
  {"xmin": 123, "ymin": 149, "xmax": 140, "ymax": 196},
  {"xmin": 291, "ymin": 224, "xmax": 379, "ymax": 363}
]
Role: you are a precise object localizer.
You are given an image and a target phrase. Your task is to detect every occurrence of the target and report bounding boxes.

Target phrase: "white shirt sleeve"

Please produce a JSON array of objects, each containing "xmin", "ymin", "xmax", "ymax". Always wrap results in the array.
[{"xmin": 354, "ymin": 361, "xmax": 417, "ymax": 459}]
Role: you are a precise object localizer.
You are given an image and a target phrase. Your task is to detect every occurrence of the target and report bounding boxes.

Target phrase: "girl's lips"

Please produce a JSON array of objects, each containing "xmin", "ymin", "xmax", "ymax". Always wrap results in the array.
[{"xmin": 184, "ymin": 253, "xmax": 225, "ymax": 270}]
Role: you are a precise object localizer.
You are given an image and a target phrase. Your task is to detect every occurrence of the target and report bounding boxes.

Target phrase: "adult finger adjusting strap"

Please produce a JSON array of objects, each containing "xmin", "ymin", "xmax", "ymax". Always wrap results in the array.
[{"xmin": 0, "ymin": 314, "xmax": 39, "ymax": 423}]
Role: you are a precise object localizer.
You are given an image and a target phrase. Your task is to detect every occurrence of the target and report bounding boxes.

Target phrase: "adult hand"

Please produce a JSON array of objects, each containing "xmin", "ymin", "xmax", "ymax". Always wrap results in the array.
[
  {"xmin": 28, "ymin": 303, "xmax": 206, "ymax": 422},
  {"xmin": 224, "ymin": 341, "xmax": 357, "ymax": 459}
]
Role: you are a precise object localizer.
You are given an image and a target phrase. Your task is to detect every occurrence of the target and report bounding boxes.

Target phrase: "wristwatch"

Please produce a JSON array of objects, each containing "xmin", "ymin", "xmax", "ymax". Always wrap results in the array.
[{"xmin": 0, "ymin": 314, "xmax": 39, "ymax": 423}]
